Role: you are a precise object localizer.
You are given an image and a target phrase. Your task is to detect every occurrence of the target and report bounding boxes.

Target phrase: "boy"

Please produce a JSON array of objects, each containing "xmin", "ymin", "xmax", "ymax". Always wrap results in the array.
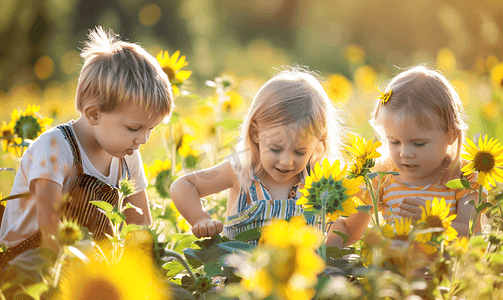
[{"xmin": 0, "ymin": 26, "xmax": 173, "ymax": 267}]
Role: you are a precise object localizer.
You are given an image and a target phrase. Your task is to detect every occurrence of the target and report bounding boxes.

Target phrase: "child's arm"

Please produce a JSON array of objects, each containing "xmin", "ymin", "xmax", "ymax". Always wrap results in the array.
[
  {"xmin": 170, "ymin": 161, "xmax": 238, "ymax": 238},
  {"xmin": 123, "ymin": 190, "xmax": 152, "ymax": 226},
  {"xmin": 452, "ymin": 192, "xmax": 478, "ymax": 237},
  {"xmin": 326, "ymin": 211, "xmax": 371, "ymax": 248},
  {"xmin": 33, "ymin": 178, "xmax": 62, "ymax": 252}
]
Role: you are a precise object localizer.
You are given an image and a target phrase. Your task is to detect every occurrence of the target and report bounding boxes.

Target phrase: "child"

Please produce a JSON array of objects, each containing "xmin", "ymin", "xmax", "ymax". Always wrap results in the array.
[
  {"xmin": 170, "ymin": 67, "xmax": 344, "ymax": 241},
  {"xmin": 327, "ymin": 65, "xmax": 478, "ymax": 248},
  {"xmin": 0, "ymin": 26, "xmax": 173, "ymax": 267}
]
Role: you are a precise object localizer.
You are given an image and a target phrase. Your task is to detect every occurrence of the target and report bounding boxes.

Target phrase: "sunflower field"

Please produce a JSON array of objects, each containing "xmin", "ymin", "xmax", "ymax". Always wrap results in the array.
[{"xmin": 2, "ymin": 0, "xmax": 503, "ymax": 299}]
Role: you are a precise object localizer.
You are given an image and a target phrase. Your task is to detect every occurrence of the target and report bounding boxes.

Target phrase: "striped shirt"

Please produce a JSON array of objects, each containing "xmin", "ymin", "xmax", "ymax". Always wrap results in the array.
[{"xmin": 379, "ymin": 173, "xmax": 477, "ymax": 222}]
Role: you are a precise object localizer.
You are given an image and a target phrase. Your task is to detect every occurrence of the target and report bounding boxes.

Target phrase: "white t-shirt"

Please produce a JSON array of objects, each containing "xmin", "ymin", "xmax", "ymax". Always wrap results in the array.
[{"xmin": 0, "ymin": 121, "xmax": 148, "ymax": 247}]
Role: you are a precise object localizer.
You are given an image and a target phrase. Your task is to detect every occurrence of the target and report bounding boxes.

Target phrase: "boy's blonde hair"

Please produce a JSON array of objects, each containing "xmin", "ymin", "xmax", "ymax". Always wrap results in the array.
[
  {"xmin": 233, "ymin": 66, "xmax": 345, "ymax": 188},
  {"xmin": 76, "ymin": 26, "xmax": 173, "ymax": 120},
  {"xmin": 371, "ymin": 65, "xmax": 468, "ymax": 184}
]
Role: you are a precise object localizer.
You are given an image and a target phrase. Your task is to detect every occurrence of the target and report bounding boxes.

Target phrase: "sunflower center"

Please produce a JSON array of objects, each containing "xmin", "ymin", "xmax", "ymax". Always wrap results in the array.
[
  {"xmin": 14, "ymin": 115, "xmax": 41, "ymax": 140},
  {"xmin": 424, "ymin": 216, "xmax": 444, "ymax": 229},
  {"xmin": 80, "ymin": 279, "xmax": 122, "ymax": 300},
  {"xmin": 473, "ymin": 151, "xmax": 495, "ymax": 173},
  {"xmin": 163, "ymin": 66, "xmax": 176, "ymax": 82}
]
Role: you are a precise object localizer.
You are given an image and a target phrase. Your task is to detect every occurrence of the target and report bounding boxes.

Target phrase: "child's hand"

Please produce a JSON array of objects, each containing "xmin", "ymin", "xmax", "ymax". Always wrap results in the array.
[
  {"xmin": 397, "ymin": 197, "xmax": 426, "ymax": 221},
  {"xmin": 192, "ymin": 219, "xmax": 224, "ymax": 238}
]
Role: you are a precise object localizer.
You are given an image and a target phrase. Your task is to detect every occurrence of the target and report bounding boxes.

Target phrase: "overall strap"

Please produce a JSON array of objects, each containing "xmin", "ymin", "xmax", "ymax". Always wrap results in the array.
[{"xmin": 57, "ymin": 124, "xmax": 84, "ymax": 174}]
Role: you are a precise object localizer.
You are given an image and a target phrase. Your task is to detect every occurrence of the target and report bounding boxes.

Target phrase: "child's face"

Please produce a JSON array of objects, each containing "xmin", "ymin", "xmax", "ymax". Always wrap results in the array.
[
  {"xmin": 382, "ymin": 111, "xmax": 453, "ymax": 186},
  {"xmin": 253, "ymin": 124, "xmax": 319, "ymax": 186},
  {"xmin": 93, "ymin": 105, "xmax": 163, "ymax": 158}
]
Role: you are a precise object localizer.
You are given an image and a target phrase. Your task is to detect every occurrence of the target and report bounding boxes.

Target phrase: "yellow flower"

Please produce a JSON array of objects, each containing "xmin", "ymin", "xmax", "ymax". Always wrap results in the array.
[
  {"xmin": 156, "ymin": 50, "xmax": 192, "ymax": 96},
  {"xmin": 59, "ymin": 219, "xmax": 83, "ymax": 246},
  {"xmin": 57, "ymin": 252, "xmax": 166, "ymax": 300},
  {"xmin": 417, "ymin": 197, "xmax": 458, "ymax": 242},
  {"xmin": 344, "ymin": 44, "xmax": 365, "ymax": 65},
  {"xmin": 461, "ymin": 135, "xmax": 503, "ymax": 189},
  {"xmin": 1, "ymin": 121, "xmax": 14, "ymax": 152},
  {"xmin": 437, "ymin": 48, "xmax": 457, "ymax": 74},
  {"xmin": 393, "ymin": 217, "xmax": 412, "ymax": 241},
  {"xmin": 297, "ymin": 159, "xmax": 364, "ymax": 220},
  {"xmin": 376, "ymin": 85, "xmax": 392, "ymax": 105},
  {"xmin": 146, "ymin": 159, "xmax": 172, "ymax": 198},
  {"xmin": 241, "ymin": 217, "xmax": 324, "ymax": 300},
  {"xmin": 221, "ymin": 90, "xmax": 245, "ymax": 113},
  {"xmin": 323, "ymin": 74, "xmax": 353, "ymax": 103},
  {"xmin": 354, "ymin": 65, "xmax": 376, "ymax": 91},
  {"xmin": 345, "ymin": 134, "xmax": 381, "ymax": 177},
  {"xmin": 447, "ymin": 236, "xmax": 469, "ymax": 256},
  {"xmin": 10, "ymin": 104, "xmax": 53, "ymax": 140},
  {"xmin": 490, "ymin": 63, "xmax": 503, "ymax": 89}
]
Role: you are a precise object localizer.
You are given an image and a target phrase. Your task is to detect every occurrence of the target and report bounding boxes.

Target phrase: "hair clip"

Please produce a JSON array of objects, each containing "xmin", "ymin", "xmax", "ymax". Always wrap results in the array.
[{"xmin": 376, "ymin": 85, "xmax": 392, "ymax": 105}]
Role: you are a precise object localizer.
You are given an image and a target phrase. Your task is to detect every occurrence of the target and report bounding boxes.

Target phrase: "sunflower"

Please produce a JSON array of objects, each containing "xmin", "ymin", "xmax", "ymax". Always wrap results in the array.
[
  {"xmin": 156, "ymin": 50, "xmax": 192, "ymax": 96},
  {"xmin": 10, "ymin": 104, "xmax": 53, "ymax": 140},
  {"xmin": 240, "ymin": 217, "xmax": 324, "ymax": 300},
  {"xmin": 297, "ymin": 159, "xmax": 364, "ymax": 220},
  {"xmin": 345, "ymin": 134, "xmax": 381, "ymax": 177},
  {"xmin": 221, "ymin": 90, "xmax": 245, "ymax": 113},
  {"xmin": 59, "ymin": 219, "xmax": 83, "ymax": 246},
  {"xmin": 146, "ymin": 159, "xmax": 172, "ymax": 198},
  {"xmin": 461, "ymin": 135, "xmax": 503, "ymax": 189},
  {"xmin": 323, "ymin": 74, "xmax": 353, "ymax": 103},
  {"xmin": 417, "ymin": 197, "xmax": 458, "ymax": 243},
  {"xmin": 56, "ymin": 252, "xmax": 166, "ymax": 300},
  {"xmin": 1, "ymin": 121, "xmax": 14, "ymax": 152},
  {"xmin": 490, "ymin": 63, "xmax": 503, "ymax": 88},
  {"xmin": 393, "ymin": 217, "xmax": 412, "ymax": 241}
]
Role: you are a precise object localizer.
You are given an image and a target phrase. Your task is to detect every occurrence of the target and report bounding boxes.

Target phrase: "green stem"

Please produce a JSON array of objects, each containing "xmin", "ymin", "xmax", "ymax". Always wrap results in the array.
[
  {"xmin": 319, "ymin": 192, "xmax": 327, "ymax": 262},
  {"xmin": 469, "ymin": 185, "xmax": 484, "ymax": 239},
  {"xmin": 163, "ymin": 250, "xmax": 197, "ymax": 283},
  {"xmin": 364, "ymin": 176, "xmax": 380, "ymax": 227}
]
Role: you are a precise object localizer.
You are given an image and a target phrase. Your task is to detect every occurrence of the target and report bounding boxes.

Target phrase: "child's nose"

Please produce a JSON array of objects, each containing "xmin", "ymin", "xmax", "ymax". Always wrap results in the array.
[
  {"xmin": 135, "ymin": 131, "xmax": 151, "ymax": 145},
  {"xmin": 280, "ymin": 152, "xmax": 294, "ymax": 166},
  {"xmin": 399, "ymin": 145, "xmax": 414, "ymax": 158}
]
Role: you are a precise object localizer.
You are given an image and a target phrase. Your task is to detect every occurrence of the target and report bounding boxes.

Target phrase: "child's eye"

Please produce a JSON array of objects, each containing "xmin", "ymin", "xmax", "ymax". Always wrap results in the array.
[
  {"xmin": 270, "ymin": 148, "xmax": 281, "ymax": 153},
  {"xmin": 128, "ymin": 127, "xmax": 140, "ymax": 132},
  {"xmin": 414, "ymin": 142, "xmax": 426, "ymax": 147},
  {"xmin": 295, "ymin": 151, "xmax": 305, "ymax": 156},
  {"xmin": 389, "ymin": 140, "xmax": 399, "ymax": 145}
]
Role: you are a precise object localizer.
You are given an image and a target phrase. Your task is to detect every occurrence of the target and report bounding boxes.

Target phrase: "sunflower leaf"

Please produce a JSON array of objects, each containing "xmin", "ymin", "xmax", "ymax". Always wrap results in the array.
[
  {"xmin": 445, "ymin": 179, "xmax": 472, "ymax": 190},
  {"xmin": 303, "ymin": 209, "xmax": 318, "ymax": 221},
  {"xmin": 367, "ymin": 172, "xmax": 379, "ymax": 180},
  {"xmin": 90, "ymin": 201, "xmax": 114, "ymax": 213},
  {"xmin": 356, "ymin": 205, "xmax": 372, "ymax": 214},
  {"xmin": 215, "ymin": 118, "xmax": 242, "ymax": 131},
  {"xmin": 218, "ymin": 241, "xmax": 255, "ymax": 253},
  {"xmin": 377, "ymin": 171, "xmax": 400, "ymax": 177},
  {"xmin": 475, "ymin": 202, "xmax": 493, "ymax": 214},
  {"xmin": 204, "ymin": 262, "xmax": 224, "ymax": 278},
  {"xmin": 234, "ymin": 227, "xmax": 261, "ymax": 242}
]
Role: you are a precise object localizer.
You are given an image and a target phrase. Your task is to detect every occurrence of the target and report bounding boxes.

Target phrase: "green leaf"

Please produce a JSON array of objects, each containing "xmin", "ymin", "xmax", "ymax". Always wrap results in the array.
[
  {"xmin": 367, "ymin": 172, "xmax": 378, "ymax": 180},
  {"xmin": 303, "ymin": 209, "xmax": 318, "ymax": 221},
  {"xmin": 234, "ymin": 227, "xmax": 261, "ymax": 242},
  {"xmin": 218, "ymin": 241, "xmax": 255, "ymax": 253},
  {"xmin": 105, "ymin": 212, "xmax": 126, "ymax": 225},
  {"xmin": 215, "ymin": 118, "xmax": 242, "ymax": 131},
  {"xmin": 183, "ymin": 236, "xmax": 229, "ymax": 265},
  {"xmin": 90, "ymin": 201, "xmax": 114, "ymax": 213},
  {"xmin": 204, "ymin": 262, "xmax": 223, "ymax": 278},
  {"xmin": 22, "ymin": 282, "xmax": 50, "ymax": 300},
  {"xmin": 476, "ymin": 202, "xmax": 493, "ymax": 214},
  {"xmin": 173, "ymin": 234, "xmax": 200, "ymax": 253},
  {"xmin": 120, "ymin": 224, "xmax": 144, "ymax": 239},
  {"xmin": 495, "ymin": 193, "xmax": 503, "ymax": 201},
  {"xmin": 356, "ymin": 205, "xmax": 372, "ymax": 214},
  {"xmin": 331, "ymin": 230, "xmax": 349, "ymax": 247},
  {"xmin": 163, "ymin": 260, "xmax": 186, "ymax": 279},
  {"xmin": 445, "ymin": 179, "xmax": 472, "ymax": 189},
  {"xmin": 377, "ymin": 171, "xmax": 400, "ymax": 177}
]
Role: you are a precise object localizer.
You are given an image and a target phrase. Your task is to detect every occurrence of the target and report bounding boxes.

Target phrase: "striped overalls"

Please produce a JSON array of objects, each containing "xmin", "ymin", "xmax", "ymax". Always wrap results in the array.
[
  {"xmin": 0, "ymin": 124, "xmax": 129, "ymax": 269},
  {"xmin": 224, "ymin": 173, "xmax": 316, "ymax": 245}
]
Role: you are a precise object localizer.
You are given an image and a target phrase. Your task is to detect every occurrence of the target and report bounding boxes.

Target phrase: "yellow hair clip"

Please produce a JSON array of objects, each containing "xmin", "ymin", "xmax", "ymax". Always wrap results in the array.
[{"xmin": 376, "ymin": 85, "xmax": 392, "ymax": 105}]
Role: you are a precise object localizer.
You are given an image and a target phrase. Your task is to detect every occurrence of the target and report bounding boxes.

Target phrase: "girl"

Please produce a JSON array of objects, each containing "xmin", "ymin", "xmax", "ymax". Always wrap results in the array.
[
  {"xmin": 327, "ymin": 65, "xmax": 479, "ymax": 248},
  {"xmin": 170, "ymin": 67, "xmax": 344, "ymax": 241}
]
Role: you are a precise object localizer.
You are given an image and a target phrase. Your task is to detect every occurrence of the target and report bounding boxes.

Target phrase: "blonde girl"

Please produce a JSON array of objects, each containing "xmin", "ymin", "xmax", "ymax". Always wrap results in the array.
[
  {"xmin": 328, "ymin": 65, "xmax": 479, "ymax": 248},
  {"xmin": 170, "ymin": 67, "xmax": 344, "ymax": 241}
]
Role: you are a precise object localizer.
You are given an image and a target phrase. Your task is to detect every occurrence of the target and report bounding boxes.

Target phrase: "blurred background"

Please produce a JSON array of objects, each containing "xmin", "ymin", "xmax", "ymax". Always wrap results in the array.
[{"xmin": 2, "ymin": 0, "xmax": 503, "ymax": 195}]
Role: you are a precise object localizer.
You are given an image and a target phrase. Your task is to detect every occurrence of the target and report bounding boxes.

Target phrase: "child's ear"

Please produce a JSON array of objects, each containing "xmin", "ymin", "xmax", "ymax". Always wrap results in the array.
[
  {"xmin": 250, "ymin": 123, "xmax": 259, "ymax": 144},
  {"xmin": 83, "ymin": 104, "xmax": 101, "ymax": 125}
]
